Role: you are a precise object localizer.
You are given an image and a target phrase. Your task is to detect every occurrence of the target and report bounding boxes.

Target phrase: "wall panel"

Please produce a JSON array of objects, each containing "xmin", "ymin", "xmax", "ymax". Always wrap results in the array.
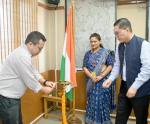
[{"xmin": 74, "ymin": 0, "xmax": 116, "ymax": 67}]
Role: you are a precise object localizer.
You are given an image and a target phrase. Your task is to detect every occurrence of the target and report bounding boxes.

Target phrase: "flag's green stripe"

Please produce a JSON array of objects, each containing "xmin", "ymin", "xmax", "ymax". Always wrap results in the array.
[
  {"xmin": 66, "ymin": 89, "xmax": 73, "ymax": 101},
  {"xmin": 60, "ymin": 56, "xmax": 65, "ymax": 81}
]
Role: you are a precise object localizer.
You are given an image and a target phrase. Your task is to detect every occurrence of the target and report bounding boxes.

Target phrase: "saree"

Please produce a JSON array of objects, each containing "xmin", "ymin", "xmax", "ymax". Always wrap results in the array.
[{"xmin": 83, "ymin": 48, "xmax": 115, "ymax": 124}]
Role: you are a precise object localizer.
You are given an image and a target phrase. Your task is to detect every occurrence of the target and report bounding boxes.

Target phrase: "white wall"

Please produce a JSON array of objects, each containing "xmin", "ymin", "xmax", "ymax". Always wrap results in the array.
[
  {"xmin": 117, "ymin": 4, "xmax": 146, "ymax": 38},
  {"xmin": 38, "ymin": 6, "xmax": 55, "ymax": 72},
  {"xmin": 37, "ymin": 2, "xmax": 148, "ymax": 72},
  {"xmin": 38, "ymin": 0, "xmax": 65, "ymax": 72}
]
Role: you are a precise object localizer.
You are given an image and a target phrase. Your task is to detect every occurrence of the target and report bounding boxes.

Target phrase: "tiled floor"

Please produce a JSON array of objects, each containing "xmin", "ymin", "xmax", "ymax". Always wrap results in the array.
[{"xmin": 35, "ymin": 113, "xmax": 136, "ymax": 124}]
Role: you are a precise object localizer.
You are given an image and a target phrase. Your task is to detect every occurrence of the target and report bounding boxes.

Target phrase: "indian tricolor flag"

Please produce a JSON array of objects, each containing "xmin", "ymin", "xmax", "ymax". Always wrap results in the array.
[{"xmin": 60, "ymin": 4, "xmax": 77, "ymax": 101}]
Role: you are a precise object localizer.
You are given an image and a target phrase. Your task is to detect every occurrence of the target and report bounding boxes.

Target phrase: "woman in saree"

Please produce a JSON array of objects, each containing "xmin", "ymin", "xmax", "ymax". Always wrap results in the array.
[{"xmin": 83, "ymin": 33, "xmax": 115, "ymax": 124}]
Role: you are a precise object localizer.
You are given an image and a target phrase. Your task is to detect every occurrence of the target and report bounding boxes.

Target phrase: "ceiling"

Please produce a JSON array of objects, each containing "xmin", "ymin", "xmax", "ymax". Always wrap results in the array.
[{"xmin": 117, "ymin": 0, "xmax": 147, "ymax": 5}]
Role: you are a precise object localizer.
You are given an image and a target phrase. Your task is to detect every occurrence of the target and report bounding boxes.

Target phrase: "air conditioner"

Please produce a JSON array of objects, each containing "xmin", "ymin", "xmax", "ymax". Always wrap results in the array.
[{"xmin": 47, "ymin": 0, "xmax": 60, "ymax": 5}]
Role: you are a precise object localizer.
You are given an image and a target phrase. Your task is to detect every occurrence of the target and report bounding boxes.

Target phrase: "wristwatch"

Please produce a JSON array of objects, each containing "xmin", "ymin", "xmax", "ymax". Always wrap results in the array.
[{"xmin": 43, "ymin": 80, "xmax": 48, "ymax": 86}]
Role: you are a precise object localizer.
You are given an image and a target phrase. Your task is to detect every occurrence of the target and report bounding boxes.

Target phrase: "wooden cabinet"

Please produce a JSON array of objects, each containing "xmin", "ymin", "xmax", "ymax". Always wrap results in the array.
[{"xmin": 75, "ymin": 71, "xmax": 86, "ymax": 110}]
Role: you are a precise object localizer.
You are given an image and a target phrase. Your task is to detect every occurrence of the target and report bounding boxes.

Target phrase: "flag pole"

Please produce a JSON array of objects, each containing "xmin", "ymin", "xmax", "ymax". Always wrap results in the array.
[
  {"xmin": 61, "ymin": 82, "xmax": 68, "ymax": 124},
  {"xmin": 67, "ymin": 1, "xmax": 82, "ymax": 123},
  {"xmin": 60, "ymin": 0, "xmax": 82, "ymax": 123},
  {"xmin": 72, "ymin": 0, "xmax": 76, "ymax": 118}
]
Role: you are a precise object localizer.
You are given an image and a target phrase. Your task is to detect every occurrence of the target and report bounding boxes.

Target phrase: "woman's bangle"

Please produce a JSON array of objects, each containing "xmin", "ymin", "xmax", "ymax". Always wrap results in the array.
[{"xmin": 43, "ymin": 80, "xmax": 48, "ymax": 86}]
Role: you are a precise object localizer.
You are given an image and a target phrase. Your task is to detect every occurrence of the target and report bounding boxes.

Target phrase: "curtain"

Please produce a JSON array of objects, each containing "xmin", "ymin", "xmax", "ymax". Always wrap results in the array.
[{"xmin": 0, "ymin": 0, "xmax": 38, "ymax": 68}]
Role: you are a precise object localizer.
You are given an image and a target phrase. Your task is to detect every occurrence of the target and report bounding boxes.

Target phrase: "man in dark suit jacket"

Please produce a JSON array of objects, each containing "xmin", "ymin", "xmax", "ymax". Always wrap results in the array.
[{"xmin": 103, "ymin": 18, "xmax": 150, "ymax": 124}]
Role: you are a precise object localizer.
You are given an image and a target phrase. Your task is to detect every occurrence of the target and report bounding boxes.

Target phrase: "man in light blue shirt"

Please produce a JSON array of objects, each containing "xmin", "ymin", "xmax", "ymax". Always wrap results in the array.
[
  {"xmin": 103, "ymin": 18, "xmax": 150, "ymax": 124},
  {"xmin": 0, "ymin": 31, "xmax": 56, "ymax": 124}
]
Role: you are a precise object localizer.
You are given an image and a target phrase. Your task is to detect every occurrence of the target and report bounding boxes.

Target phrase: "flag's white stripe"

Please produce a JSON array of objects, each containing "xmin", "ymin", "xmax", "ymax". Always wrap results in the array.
[
  {"xmin": 65, "ymin": 84, "xmax": 72, "ymax": 93},
  {"xmin": 62, "ymin": 33, "xmax": 67, "ymax": 56},
  {"xmin": 63, "ymin": 32, "xmax": 70, "ymax": 82},
  {"xmin": 65, "ymin": 53, "xmax": 70, "ymax": 81}
]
